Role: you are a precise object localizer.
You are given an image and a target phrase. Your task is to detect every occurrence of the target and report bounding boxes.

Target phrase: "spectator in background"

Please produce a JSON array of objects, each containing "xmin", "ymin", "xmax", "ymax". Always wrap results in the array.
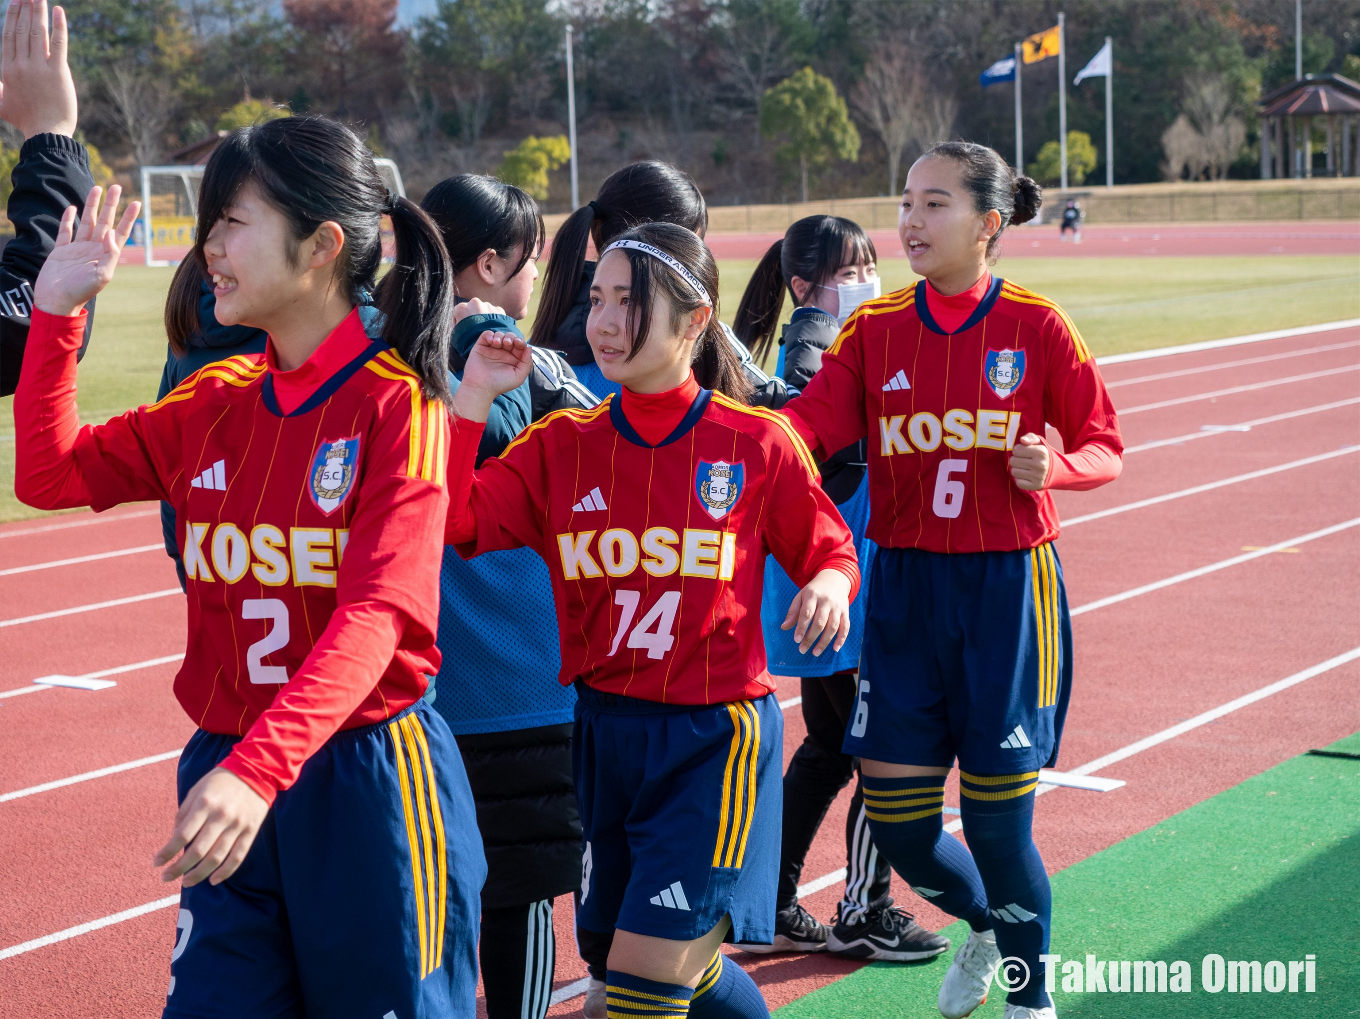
[{"xmin": 1059, "ymin": 198, "xmax": 1082, "ymax": 244}]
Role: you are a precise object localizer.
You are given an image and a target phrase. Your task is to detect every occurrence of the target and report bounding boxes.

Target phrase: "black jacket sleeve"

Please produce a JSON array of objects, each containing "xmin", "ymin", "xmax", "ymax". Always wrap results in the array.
[
  {"xmin": 0, "ymin": 134, "xmax": 95, "ymax": 396},
  {"xmin": 720, "ymin": 321, "xmax": 791, "ymax": 409},
  {"xmin": 529, "ymin": 346, "xmax": 600, "ymax": 419}
]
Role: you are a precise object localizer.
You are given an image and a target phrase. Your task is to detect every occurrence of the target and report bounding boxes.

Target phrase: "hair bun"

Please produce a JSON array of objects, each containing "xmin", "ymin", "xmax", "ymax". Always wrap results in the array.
[{"xmin": 1010, "ymin": 174, "xmax": 1043, "ymax": 225}]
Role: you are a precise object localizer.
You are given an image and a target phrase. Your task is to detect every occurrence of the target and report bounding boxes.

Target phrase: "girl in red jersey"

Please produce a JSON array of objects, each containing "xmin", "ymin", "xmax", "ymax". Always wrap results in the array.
[
  {"xmin": 445, "ymin": 222, "xmax": 860, "ymax": 1019},
  {"xmin": 14, "ymin": 117, "xmax": 486, "ymax": 1018},
  {"xmin": 783, "ymin": 142, "xmax": 1123, "ymax": 1019}
]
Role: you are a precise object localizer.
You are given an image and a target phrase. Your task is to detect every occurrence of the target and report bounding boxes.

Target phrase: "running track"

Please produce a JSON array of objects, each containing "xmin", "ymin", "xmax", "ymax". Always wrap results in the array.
[{"xmin": 1, "ymin": 323, "xmax": 1358, "ymax": 1018}]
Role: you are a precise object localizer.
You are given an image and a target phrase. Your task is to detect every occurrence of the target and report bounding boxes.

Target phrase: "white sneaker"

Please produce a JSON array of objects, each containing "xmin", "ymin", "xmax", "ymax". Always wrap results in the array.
[
  {"xmin": 1003, "ymin": 1006, "xmax": 1057, "ymax": 1018},
  {"xmin": 582, "ymin": 977, "xmax": 608, "ymax": 1019},
  {"xmin": 937, "ymin": 929, "xmax": 1001, "ymax": 1018}
]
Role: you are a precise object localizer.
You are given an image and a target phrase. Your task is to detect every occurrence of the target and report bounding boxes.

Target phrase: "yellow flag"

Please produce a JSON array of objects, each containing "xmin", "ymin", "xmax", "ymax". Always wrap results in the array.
[{"xmin": 1022, "ymin": 25, "xmax": 1060, "ymax": 64}]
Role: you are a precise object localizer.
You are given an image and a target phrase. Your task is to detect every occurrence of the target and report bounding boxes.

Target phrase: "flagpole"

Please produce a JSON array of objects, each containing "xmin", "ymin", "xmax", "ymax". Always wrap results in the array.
[
  {"xmin": 566, "ymin": 24, "xmax": 580, "ymax": 210},
  {"xmin": 1014, "ymin": 42, "xmax": 1023, "ymax": 173},
  {"xmin": 1105, "ymin": 37, "xmax": 1114, "ymax": 188},
  {"xmin": 1058, "ymin": 12, "xmax": 1068, "ymax": 191}
]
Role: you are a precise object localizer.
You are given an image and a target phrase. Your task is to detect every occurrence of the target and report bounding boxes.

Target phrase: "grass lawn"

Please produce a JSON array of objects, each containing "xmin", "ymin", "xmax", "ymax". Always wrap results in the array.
[{"xmin": 2, "ymin": 254, "xmax": 1357, "ymax": 523}]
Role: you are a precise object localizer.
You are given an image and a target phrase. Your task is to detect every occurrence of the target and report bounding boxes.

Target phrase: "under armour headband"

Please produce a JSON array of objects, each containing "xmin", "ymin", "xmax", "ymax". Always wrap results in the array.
[{"xmin": 600, "ymin": 239, "xmax": 712, "ymax": 306}]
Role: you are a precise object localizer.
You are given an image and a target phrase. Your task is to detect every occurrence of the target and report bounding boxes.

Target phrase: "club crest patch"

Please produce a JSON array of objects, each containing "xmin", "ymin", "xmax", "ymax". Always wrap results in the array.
[
  {"xmin": 985, "ymin": 348, "xmax": 1026, "ymax": 399},
  {"xmin": 309, "ymin": 436, "xmax": 360, "ymax": 515},
  {"xmin": 695, "ymin": 459, "xmax": 744, "ymax": 521}
]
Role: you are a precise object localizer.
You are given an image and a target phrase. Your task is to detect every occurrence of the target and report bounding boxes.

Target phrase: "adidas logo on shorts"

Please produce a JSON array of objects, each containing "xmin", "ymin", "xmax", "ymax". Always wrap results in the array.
[
  {"xmin": 572, "ymin": 486, "xmax": 608, "ymax": 513},
  {"xmin": 650, "ymin": 881, "xmax": 691, "ymax": 910},
  {"xmin": 1000, "ymin": 724, "xmax": 1032, "ymax": 749}
]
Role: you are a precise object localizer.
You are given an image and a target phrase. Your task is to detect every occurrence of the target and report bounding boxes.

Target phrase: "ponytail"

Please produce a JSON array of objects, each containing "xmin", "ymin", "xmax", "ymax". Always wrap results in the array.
[
  {"xmin": 731, "ymin": 239, "xmax": 786, "ymax": 365},
  {"xmin": 375, "ymin": 196, "xmax": 454, "ymax": 404},
  {"xmin": 529, "ymin": 202, "xmax": 595, "ymax": 348},
  {"xmin": 694, "ymin": 321, "xmax": 752, "ymax": 403}
]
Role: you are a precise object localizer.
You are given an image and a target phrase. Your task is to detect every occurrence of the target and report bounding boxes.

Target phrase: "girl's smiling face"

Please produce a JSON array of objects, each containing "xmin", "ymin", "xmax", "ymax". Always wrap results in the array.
[{"xmin": 898, "ymin": 156, "xmax": 1001, "ymax": 291}]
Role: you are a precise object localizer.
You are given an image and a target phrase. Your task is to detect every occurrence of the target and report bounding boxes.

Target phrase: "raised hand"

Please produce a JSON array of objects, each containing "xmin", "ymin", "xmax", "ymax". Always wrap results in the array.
[
  {"xmin": 1008, "ymin": 432, "xmax": 1051, "ymax": 491},
  {"xmin": 0, "ymin": 0, "xmax": 77, "ymax": 138},
  {"xmin": 451, "ymin": 330, "xmax": 533, "ymax": 422},
  {"xmin": 453, "ymin": 296, "xmax": 507, "ymax": 325},
  {"xmin": 33, "ymin": 184, "xmax": 140, "ymax": 316}
]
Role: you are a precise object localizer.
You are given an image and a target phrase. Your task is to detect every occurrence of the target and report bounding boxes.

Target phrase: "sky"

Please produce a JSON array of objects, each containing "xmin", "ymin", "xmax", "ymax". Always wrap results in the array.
[{"xmin": 396, "ymin": 0, "xmax": 439, "ymax": 27}]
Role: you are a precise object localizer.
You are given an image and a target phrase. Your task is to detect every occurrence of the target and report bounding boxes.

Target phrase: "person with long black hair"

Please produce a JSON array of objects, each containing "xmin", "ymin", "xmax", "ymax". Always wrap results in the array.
[
  {"xmin": 13, "ymin": 116, "xmax": 486, "ymax": 1017},
  {"xmin": 421, "ymin": 173, "xmax": 597, "ymax": 1019},
  {"xmin": 530, "ymin": 160, "xmax": 787, "ymax": 408},
  {"xmin": 732, "ymin": 216, "xmax": 948, "ymax": 964}
]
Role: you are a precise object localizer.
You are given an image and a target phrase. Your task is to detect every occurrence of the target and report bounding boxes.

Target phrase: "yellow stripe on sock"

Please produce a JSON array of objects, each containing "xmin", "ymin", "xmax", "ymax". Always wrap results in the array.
[
  {"xmin": 865, "ymin": 804, "xmax": 944, "ymax": 822},
  {"xmin": 960, "ymin": 781, "xmax": 1039, "ymax": 801},
  {"xmin": 960, "ymin": 771, "xmax": 1039, "ymax": 786}
]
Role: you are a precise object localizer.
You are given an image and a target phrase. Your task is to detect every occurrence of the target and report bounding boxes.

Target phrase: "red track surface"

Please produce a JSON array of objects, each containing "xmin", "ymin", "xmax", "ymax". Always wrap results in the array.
[{"xmin": 2, "ymin": 326, "xmax": 1359, "ymax": 1018}]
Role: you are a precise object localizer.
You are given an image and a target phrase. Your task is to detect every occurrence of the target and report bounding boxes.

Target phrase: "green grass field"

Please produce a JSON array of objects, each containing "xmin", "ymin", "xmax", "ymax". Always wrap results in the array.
[{"xmin": 2, "ymin": 254, "xmax": 1357, "ymax": 522}]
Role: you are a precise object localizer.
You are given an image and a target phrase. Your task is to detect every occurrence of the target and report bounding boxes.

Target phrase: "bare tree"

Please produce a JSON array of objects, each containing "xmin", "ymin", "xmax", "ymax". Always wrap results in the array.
[
  {"xmin": 101, "ymin": 66, "xmax": 174, "ymax": 168},
  {"xmin": 853, "ymin": 41, "xmax": 957, "ymax": 194},
  {"xmin": 717, "ymin": 0, "xmax": 811, "ymax": 144},
  {"xmin": 917, "ymin": 83, "xmax": 958, "ymax": 154},
  {"xmin": 1182, "ymin": 75, "xmax": 1247, "ymax": 179}
]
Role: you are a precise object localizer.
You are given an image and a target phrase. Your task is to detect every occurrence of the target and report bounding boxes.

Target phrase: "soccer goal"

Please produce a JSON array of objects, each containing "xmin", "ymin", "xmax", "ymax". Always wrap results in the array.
[{"xmin": 138, "ymin": 158, "xmax": 407, "ymax": 268}]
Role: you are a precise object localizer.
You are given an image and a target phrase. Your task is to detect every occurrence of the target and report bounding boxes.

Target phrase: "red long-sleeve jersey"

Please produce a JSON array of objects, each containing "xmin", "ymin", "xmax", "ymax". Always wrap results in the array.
[
  {"xmin": 14, "ymin": 308, "xmax": 449, "ymax": 803},
  {"xmin": 446, "ymin": 387, "xmax": 859, "ymax": 705},
  {"xmin": 785, "ymin": 278, "xmax": 1122, "ymax": 553}
]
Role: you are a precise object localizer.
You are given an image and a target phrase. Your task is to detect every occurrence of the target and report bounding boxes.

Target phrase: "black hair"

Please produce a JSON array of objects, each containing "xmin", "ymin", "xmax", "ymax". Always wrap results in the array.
[
  {"xmin": 531, "ymin": 160, "xmax": 707, "ymax": 349},
  {"xmin": 420, "ymin": 173, "xmax": 544, "ymax": 285},
  {"xmin": 919, "ymin": 141, "xmax": 1042, "ymax": 260},
  {"xmin": 732, "ymin": 214, "xmax": 877, "ymax": 363},
  {"xmin": 165, "ymin": 115, "xmax": 454, "ymax": 402},
  {"xmin": 600, "ymin": 222, "xmax": 750, "ymax": 403}
]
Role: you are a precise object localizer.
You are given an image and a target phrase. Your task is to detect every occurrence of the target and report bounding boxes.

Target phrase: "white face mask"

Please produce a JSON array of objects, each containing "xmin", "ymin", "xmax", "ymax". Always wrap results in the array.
[{"xmin": 821, "ymin": 278, "xmax": 881, "ymax": 325}]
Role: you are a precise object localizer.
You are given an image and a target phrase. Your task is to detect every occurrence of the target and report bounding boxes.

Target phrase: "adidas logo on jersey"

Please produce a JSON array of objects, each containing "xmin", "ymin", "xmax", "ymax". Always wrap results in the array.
[
  {"xmin": 190, "ymin": 459, "xmax": 227, "ymax": 491},
  {"xmin": 572, "ymin": 486, "xmax": 608, "ymax": 513},
  {"xmin": 990, "ymin": 902, "xmax": 1038, "ymax": 923},
  {"xmin": 1001, "ymin": 724, "xmax": 1032, "ymax": 749},
  {"xmin": 882, "ymin": 369, "xmax": 911, "ymax": 392},
  {"xmin": 649, "ymin": 881, "xmax": 691, "ymax": 910}
]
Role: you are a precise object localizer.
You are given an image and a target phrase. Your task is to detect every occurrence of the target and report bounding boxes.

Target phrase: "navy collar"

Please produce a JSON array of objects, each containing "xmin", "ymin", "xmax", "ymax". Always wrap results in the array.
[
  {"xmin": 261, "ymin": 337, "xmax": 389, "ymax": 418},
  {"xmin": 609, "ymin": 387, "xmax": 712, "ymax": 448},
  {"xmin": 915, "ymin": 276, "xmax": 1004, "ymax": 336}
]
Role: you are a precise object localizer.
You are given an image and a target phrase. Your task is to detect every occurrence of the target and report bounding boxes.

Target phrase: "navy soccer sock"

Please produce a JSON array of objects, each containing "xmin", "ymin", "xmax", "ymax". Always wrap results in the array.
[
  {"xmin": 605, "ymin": 970, "xmax": 693, "ymax": 1018},
  {"xmin": 860, "ymin": 774, "xmax": 991, "ymax": 932},
  {"xmin": 959, "ymin": 771, "xmax": 1053, "ymax": 1009},
  {"xmin": 688, "ymin": 950, "xmax": 769, "ymax": 1019}
]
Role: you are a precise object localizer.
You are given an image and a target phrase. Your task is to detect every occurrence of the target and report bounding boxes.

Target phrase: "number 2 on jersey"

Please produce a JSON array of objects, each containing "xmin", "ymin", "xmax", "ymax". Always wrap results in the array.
[
  {"xmin": 242, "ymin": 598, "xmax": 289, "ymax": 684},
  {"xmin": 609, "ymin": 589, "xmax": 681, "ymax": 660}
]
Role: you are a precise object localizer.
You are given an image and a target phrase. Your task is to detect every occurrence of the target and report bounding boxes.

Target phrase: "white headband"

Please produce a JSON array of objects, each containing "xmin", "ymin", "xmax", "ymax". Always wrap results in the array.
[{"xmin": 601, "ymin": 239, "xmax": 712, "ymax": 306}]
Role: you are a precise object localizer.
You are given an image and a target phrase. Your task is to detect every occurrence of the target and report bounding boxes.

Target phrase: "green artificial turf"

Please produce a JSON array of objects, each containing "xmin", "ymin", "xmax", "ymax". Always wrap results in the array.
[{"xmin": 776, "ymin": 733, "xmax": 1360, "ymax": 1018}]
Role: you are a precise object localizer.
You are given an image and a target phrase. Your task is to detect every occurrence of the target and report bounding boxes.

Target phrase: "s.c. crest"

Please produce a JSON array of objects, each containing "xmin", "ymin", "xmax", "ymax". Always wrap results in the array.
[
  {"xmin": 985, "ymin": 348, "xmax": 1026, "ymax": 399},
  {"xmin": 309, "ymin": 436, "xmax": 360, "ymax": 515},
  {"xmin": 695, "ymin": 459, "xmax": 744, "ymax": 521}
]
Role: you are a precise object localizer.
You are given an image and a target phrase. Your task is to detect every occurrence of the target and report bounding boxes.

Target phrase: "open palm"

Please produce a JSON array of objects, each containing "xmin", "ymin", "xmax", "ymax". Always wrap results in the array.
[{"xmin": 34, "ymin": 185, "xmax": 141, "ymax": 317}]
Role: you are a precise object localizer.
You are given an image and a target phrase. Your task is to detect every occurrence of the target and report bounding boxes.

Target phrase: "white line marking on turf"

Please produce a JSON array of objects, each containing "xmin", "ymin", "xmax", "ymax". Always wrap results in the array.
[
  {"xmin": 1116, "ymin": 364, "xmax": 1358, "ymax": 416},
  {"xmin": 0, "ymin": 509, "xmax": 160, "ymax": 540},
  {"xmin": 0, "ymin": 589, "xmax": 181, "ymax": 628},
  {"xmin": 0, "ymin": 544, "xmax": 163, "ymax": 578},
  {"xmin": 0, "ymin": 750, "xmax": 182, "ymax": 803},
  {"xmin": 0, "ymin": 896, "xmax": 181, "ymax": 961},
  {"xmin": 1097, "ymin": 319, "xmax": 1360, "ymax": 366},
  {"xmin": 1123, "ymin": 397, "xmax": 1360, "ymax": 454},
  {"xmin": 1104, "ymin": 340, "xmax": 1360, "ymax": 389},
  {"xmin": 778, "ymin": 696, "xmax": 803, "ymax": 710},
  {"xmin": 1069, "ymin": 518, "xmax": 1360, "ymax": 617},
  {"xmin": 1063, "ymin": 447, "xmax": 1360, "ymax": 526},
  {"xmin": 549, "ymin": 977, "xmax": 593, "ymax": 1006},
  {"xmin": 0, "ymin": 654, "xmax": 185, "ymax": 700}
]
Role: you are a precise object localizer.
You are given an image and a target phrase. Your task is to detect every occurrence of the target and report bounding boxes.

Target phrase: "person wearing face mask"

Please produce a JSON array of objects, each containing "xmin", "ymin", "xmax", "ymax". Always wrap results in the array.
[{"xmin": 731, "ymin": 217, "xmax": 949, "ymax": 964}]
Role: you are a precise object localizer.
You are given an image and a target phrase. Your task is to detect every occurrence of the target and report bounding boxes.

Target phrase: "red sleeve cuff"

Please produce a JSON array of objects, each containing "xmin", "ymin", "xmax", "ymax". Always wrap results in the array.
[
  {"xmin": 824, "ymin": 558, "xmax": 861, "ymax": 603},
  {"xmin": 1046, "ymin": 441, "xmax": 1123, "ymax": 492}
]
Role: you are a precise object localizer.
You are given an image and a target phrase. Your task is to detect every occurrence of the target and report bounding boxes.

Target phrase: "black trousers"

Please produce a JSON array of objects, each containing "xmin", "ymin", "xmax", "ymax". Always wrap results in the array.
[
  {"xmin": 482, "ymin": 899, "xmax": 557, "ymax": 1019},
  {"xmin": 777, "ymin": 673, "xmax": 892, "ymax": 918}
]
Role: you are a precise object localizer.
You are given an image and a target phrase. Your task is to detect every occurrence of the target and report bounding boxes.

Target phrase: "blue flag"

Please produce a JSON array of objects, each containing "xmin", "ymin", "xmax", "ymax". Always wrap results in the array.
[{"xmin": 980, "ymin": 55, "xmax": 1016, "ymax": 87}]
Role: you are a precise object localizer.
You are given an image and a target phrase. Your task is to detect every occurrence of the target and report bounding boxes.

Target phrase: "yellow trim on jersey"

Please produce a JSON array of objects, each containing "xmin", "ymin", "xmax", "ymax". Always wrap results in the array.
[
  {"xmin": 499, "ymin": 400, "xmax": 611, "ymax": 459},
  {"xmin": 364, "ymin": 360, "xmax": 425, "ymax": 478},
  {"xmin": 827, "ymin": 286, "xmax": 916, "ymax": 356},
  {"xmin": 999, "ymin": 281, "xmax": 1092, "ymax": 363},
  {"xmin": 145, "ymin": 358, "xmax": 266, "ymax": 413},
  {"xmin": 708, "ymin": 392, "xmax": 820, "ymax": 481},
  {"xmin": 713, "ymin": 701, "xmax": 760, "ymax": 868}
]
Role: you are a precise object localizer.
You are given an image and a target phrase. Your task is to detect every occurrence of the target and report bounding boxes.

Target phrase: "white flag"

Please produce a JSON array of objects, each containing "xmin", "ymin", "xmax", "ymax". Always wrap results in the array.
[{"xmin": 1073, "ymin": 39, "xmax": 1111, "ymax": 84}]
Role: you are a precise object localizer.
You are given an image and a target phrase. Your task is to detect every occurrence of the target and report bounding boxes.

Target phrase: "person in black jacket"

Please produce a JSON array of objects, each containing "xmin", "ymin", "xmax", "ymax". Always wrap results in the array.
[
  {"xmin": 732, "ymin": 215, "xmax": 949, "ymax": 965},
  {"xmin": 0, "ymin": 0, "xmax": 95, "ymax": 396}
]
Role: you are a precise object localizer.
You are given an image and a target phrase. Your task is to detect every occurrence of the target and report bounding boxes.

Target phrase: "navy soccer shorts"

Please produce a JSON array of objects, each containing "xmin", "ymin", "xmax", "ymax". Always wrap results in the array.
[
  {"xmin": 572, "ymin": 684, "xmax": 783, "ymax": 944},
  {"xmin": 164, "ymin": 700, "xmax": 487, "ymax": 1019},
  {"xmin": 844, "ymin": 544, "xmax": 1074, "ymax": 775}
]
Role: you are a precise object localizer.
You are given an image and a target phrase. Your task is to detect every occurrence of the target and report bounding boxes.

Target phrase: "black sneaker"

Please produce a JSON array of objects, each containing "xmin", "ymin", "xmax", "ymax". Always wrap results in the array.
[
  {"xmin": 736, "ymin": 903, "xmax": 829, "ymax": 954},
  {"xmin": 827, "ymin": 905, "xmax": 950, "ymax": 961}
]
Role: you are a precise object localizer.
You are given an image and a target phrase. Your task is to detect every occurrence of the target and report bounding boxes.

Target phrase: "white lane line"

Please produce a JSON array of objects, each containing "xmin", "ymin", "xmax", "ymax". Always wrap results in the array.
[
  {"xmin": 0, "ymin": 750, "xmax": 181, "ymax": 803},
  {"xmin": 1063, "ymin": 447, "xmax": 1360, "ymax": 527},
  {"xmin": 0, "ymin": 896, "xmax": 181, "ymax": 962},
  {"xmin": 0, "ymin": 654, "xmax": 184, "ymax": 700},
  {"xmin": 0, "ymin": 544, "xmax": 163, "ymax": 578},
  {"xmin": 1104, "ymin": 340, "xmax": 1359, "ymax": 389},
  {"xmin": 799, "ymin": 868, "xmax": 848, "ymax": 898},
  {"xmin": 0, "ymin": 589, "xmax": 181, "ymax": 629},
  {"xmin": 1123, "ymin": 397, "xmax": 1360, "ymax": 454},
  {"xmin": 550, "ymin": 977, "xmax": 594, "ymax": 1006},
  {"xmin": 1069, "ymin": 518, "xmax": 1360, "ymax": 617},
  {"xmin": 1097, "ymin": 319, "xmax": 1360, "ymax": 366},
  {"xmin": 0, "ymin": 509, "xmax": 159, "ymax": 540},
  {"xmin": 1116, "ymin": 364, "xmax": 1358, "ymax": 416},
  {"xmin": 778, "ymin": 696, "xmax": 803, "ymax": 710}
]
